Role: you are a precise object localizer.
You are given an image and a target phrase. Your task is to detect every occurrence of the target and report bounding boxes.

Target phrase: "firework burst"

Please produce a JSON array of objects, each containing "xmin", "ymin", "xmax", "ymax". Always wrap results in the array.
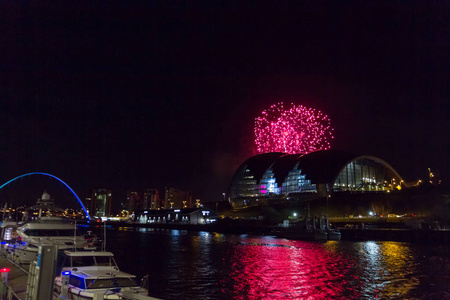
[{"xmin": 254, "ymin": 102, "xmax": 334, "ymax": 154}]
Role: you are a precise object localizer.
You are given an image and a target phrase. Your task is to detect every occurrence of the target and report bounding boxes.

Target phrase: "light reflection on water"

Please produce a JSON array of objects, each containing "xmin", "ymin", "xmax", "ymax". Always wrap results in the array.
[
  {"xmin": 223, "ymin": 237, "xmax": 359, "ymax": 299},
  {"xmin": 104, "ymin": 227, "xmax": 449, "ymax": 300},
  {"xmin": 353, "ymin": 241, "xmax": 419, "ymax": 299}
]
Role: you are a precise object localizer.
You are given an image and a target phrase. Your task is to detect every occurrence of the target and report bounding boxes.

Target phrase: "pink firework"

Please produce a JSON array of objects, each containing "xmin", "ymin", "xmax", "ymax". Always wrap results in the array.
[{"xmin": 254, "ymin": 102, "xmax": 334, "ymax": 154}]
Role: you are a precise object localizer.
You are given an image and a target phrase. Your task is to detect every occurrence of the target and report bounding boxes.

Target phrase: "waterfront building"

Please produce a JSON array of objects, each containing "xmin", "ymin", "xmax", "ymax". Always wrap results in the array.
[
  {"xmin": 83, "ymin": 196, "xmax": 92, "ymax": 214},
  {"xmin": 229, "ymin": 150, "xmax": 406, "ymax": 210},
  {"xmin": 88, "ymin": 189, "xmax": 112, "ymax": 217},
  {"xmin": 134, "ymin": 208, "xmax": 217, "ymax": 225},
  {"xmin": 126, "ymin": 191, "xmax": 143, "ymax": 212},
  {"xmin": 195, "ymin": 198, "xmax": 203, "ymax": 208},
  {"xmin": 36, "ymin": 190, "xmax": 54, "ymax": 206},
  {"xmin": 164, "ymin": 187, "xmax": 193, "ymax": 209},
  {"xmin": 143, "ymin": 189, "xmax": 160, "ymax": 210}
]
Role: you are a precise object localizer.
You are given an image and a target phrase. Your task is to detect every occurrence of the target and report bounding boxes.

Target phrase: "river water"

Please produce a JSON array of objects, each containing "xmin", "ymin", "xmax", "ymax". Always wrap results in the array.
[{"xmin": 96, "ymin": 226, "xmax": 449, "ymax": 300}]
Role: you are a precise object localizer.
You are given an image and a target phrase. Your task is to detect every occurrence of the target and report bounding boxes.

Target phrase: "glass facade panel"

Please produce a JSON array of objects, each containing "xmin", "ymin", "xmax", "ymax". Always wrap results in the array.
[
  {"xmin": 333, "ymin": 159, "xmax": 398, "ymax": 192},
  {"xmin": 230, "ymin": 167, "xmax": 259, "ymax": 201},
  {"xmin": 281, "ymin": 163, "xmax": 315, "ymax": 194},
  {"xmin": 96, "ymin": 194, "xmax": 106, "ymax": 216},
  {"xmin": 260, "ymin": 169, "xmax": 279, "ymax": 195},
  {"xmin": 229, "ymin": 153, "xmax": 402, "ymax": 209}
]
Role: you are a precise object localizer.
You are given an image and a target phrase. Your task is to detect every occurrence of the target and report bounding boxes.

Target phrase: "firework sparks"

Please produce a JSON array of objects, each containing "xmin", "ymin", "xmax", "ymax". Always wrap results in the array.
[{"xmin": 254, "ymin": 102, "xmax": 334, "ymax": 154}]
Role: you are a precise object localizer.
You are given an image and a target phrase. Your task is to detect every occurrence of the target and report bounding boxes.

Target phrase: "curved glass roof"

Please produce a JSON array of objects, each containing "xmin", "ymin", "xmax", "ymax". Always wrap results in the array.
[{"xmin": 229, "ymin": 150, "xmax": 404, "ymax": 209}]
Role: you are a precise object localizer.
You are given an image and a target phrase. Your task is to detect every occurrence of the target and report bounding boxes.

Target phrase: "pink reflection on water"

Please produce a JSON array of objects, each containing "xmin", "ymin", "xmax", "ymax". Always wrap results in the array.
[{"xmin": 226, "ymin": 237, "xmax": 361, "ymax": 299}]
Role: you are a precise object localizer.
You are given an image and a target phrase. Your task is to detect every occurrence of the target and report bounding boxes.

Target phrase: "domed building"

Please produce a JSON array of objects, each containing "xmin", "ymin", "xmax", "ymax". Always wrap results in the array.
[{"xmin": 228, "ymin": 150, "xmax": 405, "ymax": 209}]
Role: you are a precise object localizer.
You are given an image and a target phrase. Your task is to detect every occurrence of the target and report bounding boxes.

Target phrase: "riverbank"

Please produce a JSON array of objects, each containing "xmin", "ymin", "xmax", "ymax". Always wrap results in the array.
[
  {"xmin": 86, "ymin": 220, "xmax": 450, "ymax": 244},
  {"xmin": 338, "ymin": 227, "xmax": 450, "ymax": 244}
]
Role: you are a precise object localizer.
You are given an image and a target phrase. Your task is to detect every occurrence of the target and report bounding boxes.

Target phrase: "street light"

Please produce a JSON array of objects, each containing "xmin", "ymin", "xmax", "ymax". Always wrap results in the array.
[{"xmin": 428, "ymin": 168, "xmax": 434, "ymax": 184}]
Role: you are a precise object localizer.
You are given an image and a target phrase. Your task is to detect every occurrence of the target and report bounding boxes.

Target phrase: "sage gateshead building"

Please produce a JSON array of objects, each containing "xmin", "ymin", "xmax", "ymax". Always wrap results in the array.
[{"xmin": 228, "ymin": 150, "xmax": 405, "ymax": 209}]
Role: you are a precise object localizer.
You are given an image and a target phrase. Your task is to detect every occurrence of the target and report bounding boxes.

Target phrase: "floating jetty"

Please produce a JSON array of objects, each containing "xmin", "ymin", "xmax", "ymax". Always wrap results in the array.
[{"xmin": 0, "ymin": 255, "xmax": 28, "ymax": 299}]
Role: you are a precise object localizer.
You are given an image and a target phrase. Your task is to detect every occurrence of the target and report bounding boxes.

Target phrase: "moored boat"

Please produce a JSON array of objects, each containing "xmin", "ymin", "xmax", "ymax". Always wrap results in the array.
[
  {"xmin": 2, "ymin": 191, "xmax": 88, "ymax": 264},
  {"xmin": 7, "ymin": 218, "xmax": 87, "ymax": 264},
  {"xmin": 83, "ymin": 231, "xmax": 102, "ymax": 251},
  {"xmin": 275, "ymin": 215, "xmax": 341, "ymax": 241},
  {"xmin": 276, "ymin": 227, "xmax": 328, "ymax": 241},
  {"xmin": 0, "ymin": 220, "xmax": 20, "ymax": 256},
  {"xmin": 327, "ymin": 229, "xmax": 341, "ymax": 241},
  {"xmin": 54, "ymin": 250, "xmax": 161, "ymax": 299}
]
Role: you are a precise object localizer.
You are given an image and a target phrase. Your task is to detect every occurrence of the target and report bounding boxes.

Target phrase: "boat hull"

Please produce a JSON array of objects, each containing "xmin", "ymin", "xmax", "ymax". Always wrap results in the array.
[
  {"xmin": 327, "ymin": 230, "xmax": 342, "ymax": 241},
  {"xmin": 276, "ymin": 229, "xmax": 328, "ymax": 241},
  {"xmin": 54, "ymin": 279, "xmax": 154, "ymax": 300}
]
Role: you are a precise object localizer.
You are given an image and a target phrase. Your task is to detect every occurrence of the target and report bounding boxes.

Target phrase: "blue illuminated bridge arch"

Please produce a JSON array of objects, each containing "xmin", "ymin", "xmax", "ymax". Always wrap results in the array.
[{"xmin": 0, "ymin": 172, "xmax": 91, "ymax": 220}]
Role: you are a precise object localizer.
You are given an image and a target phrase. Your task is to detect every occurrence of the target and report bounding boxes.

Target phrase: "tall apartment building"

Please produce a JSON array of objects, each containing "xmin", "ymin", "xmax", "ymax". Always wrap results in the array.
[
  {"xmin": 143, "ymin": 189, "xmax": 160, "ymax": 210},
  {"xmin": 126, "ymin": 191, "xmax": 143, "ymax": 212},
  {"xmin": 164, "ymin": 187, "xmax": 193, "ymax": 209},
  {"xmin": 86, "ymin": 189, "xmax": 112, "ymax": 217}
]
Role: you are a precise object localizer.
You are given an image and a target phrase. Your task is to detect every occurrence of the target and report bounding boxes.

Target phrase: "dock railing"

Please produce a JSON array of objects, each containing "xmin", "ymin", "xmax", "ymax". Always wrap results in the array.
[{"xmin": 0, "ymin": 270, "xmax": 20, "ymax": 300}]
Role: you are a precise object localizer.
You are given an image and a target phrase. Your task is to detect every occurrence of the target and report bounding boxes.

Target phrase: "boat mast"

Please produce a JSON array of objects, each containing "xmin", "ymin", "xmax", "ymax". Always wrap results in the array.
[
  {"xmin": 2, "ymin": 202, "xmax": 6, "ymax": 221},
  {"xmin": 74, "ymin": 220, "xmax": 77, "ymax": 251},
  {"xmin": 103, "ymin": 220, "xmax": 107, "ymax": 251}
]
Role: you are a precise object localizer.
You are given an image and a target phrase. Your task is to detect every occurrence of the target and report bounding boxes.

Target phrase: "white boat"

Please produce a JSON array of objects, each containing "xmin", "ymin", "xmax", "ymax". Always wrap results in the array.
[
  {"xmin": 83, "ymin": 231, "xmax": 102, "ymax": 251},
  {"xmin": 54, "ymin": 250, "xmax": 161, "ymax": 299},
  {"xmin": 6, "ymin": 217, "xmax": 87, "ymax": 264},
  {"xmin": 1, "ymin": 191, "xmax": 89, "ymax": 264},
  {"xmin": 0, "ymin": 220, "xmax": 20, "ymax": 254},
  {"xmin": 0, "ymin": 220, "xmax": 20, "ymax": 241}
]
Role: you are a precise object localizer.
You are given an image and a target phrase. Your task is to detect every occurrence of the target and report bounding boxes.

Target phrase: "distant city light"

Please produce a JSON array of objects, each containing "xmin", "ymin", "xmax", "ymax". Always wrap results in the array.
[
  {"xmin": 0, "ymin": 172, "xmax": 91, "ymax": 220},
  {"xmin": 254, "ymin": 102, "xmax": 334, "ymax": 154}
]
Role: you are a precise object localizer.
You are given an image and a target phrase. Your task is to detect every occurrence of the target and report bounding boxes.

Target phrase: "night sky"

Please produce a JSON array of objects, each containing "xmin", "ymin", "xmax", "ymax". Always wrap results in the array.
[{"xmin": 1, "ymin": 1, "xmax": 449, "ymax": 210}]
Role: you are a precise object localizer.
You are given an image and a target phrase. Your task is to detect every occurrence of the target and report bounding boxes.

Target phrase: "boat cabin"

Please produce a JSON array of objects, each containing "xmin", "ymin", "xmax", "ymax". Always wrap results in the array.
[
  {"xmin": 61, "ymin": 250, "xmax": 118, "ymax": 268},
  {"xmin": 0, "ymin": 221, "xmax": 20, "ymax": 245},
  {"xmin": 66, "ymin": 274, "xmax": 139, "ymax": 290},
  {"xmin": 59, "ymin": 251, "xmax": 139, "ymax": 290}
]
